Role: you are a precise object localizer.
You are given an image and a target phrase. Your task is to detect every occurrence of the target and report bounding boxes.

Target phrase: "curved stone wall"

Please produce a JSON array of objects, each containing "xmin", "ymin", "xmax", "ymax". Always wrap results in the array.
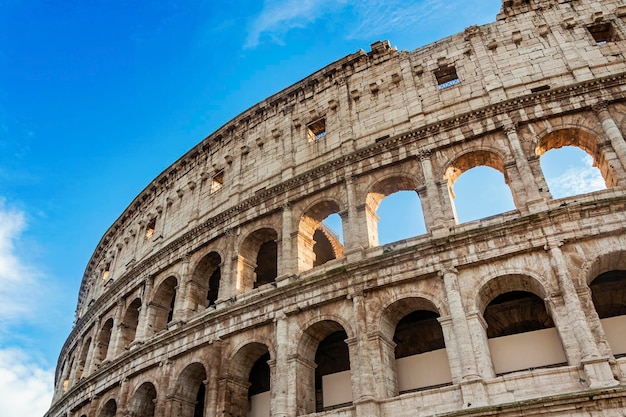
[{"xmin": 47, "ymin": 1, "xmax": 626, "ymax": 416}]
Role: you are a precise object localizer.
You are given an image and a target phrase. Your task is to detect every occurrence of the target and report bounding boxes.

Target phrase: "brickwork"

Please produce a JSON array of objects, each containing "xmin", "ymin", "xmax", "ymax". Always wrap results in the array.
[{"xmin": 47, "ymin": 1, "xmax": 626, "ymax": 416}]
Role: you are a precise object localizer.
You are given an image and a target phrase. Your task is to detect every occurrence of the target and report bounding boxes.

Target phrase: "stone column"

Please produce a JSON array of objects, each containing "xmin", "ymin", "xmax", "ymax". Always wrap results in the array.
[
  {"xmin": 109, "ymin": 299, "xmax": 126, "ymax": 358},
  {"xmin": 420, "ymin": 152, "xmax": 455, "ymax": 234},
  {"xmin": 278, "ymin": 204, "xmax": 295, "ymax": 279},
  {"xmin": 438, "ymin": 315, "xmax": 463, "ymax": 384},
  {"xmin": 271, "ymin": 312, "xmax": 290, "ymax": 417},
  {"xmin": 547, "ymin": 242, "xmax": 618, "ymax": 388},
  {"xmin": 593, "ymin": 102, "xmax": 626, "ymax": 173},
  {"xmin": 344, "ymin": 175, "xmax": 368, "ymax": 259},
  {"xmin": 502, "ymin": 117, "xmax": 544, "ymax": 208},
  {"xmin": 173, "ymin": 255, "xmax": 192, "ymax": 323},
  {"xmin": 349, "ymin": 292, "xmax": 380, "ymax": 417},
  {"xmin": 218, "ymin": 228, "xmax": 236, "ymax": 302},
  {"xmin": 205, "ymin": 341, "xmax": 223, "ymax": 417},
  {"xmin": 441, "ymin": 267, "xmax": 487, "ymax": 407},
  {"xmin": 135, "ymin": 277, "xmax": 154, "ymax": 343}
]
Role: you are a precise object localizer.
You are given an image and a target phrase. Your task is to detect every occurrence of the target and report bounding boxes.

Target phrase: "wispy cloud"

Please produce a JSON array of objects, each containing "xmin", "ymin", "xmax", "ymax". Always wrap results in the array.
[
  {"xmin": 245, "ymin": 0, "xmax": 347, "ymax": 48},
  {"xmin": 0, "ymin": 200, "xmax": 54, "ymax": 416},
  {"xmin": 0, "ymin": 348, "xmax": 53, "ymax": 417},
  {"xmin": 548, "ymin": 154, "xmax": 606, "ymax": 198},
  {"xmin": 0, "ymin": 199, "xmax": 44, "ymax": 325},
  {"xmin": 244, "ymin": 0, "xmax": 491, "ymax": 49}
]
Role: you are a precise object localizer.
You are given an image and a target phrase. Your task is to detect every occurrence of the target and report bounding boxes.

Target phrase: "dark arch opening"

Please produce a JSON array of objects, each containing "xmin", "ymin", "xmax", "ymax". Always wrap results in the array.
[
  {"xmin": 129, "ymin": 382, "xmax": 157, "ymax": 417},
  {"xmin": 98, "ymin": 399, "xmax": 117, "ymax": 417},
  {"xmin": 121, "ymin": 298, "xmax": 142, "ymax": 349},
  {"xmin": 315, "ymin": 330, "xmax": 350, "ymax": 412},
  {"xmin": 483, "ymin": 291, "xmax": 565, "ymax": 375},
  {"xmin": 254, "ymin": 240, "xmax": 278, "ymax": 287},
  {"xmin": 590, "ymin": 270, "xmax": 626, "ymax": 357}
]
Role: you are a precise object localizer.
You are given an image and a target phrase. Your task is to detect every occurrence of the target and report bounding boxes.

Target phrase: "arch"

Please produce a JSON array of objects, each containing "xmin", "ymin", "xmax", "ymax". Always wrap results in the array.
[
  {"xmin": 173, "ymin": 362, "xmax": 207, "ymax": 417},
  {"xmin": 128, "ymin": 381, "xmax": 157, "ymax": 417},
  {"xmin": 237, "ymin": 228, "xmax": 278, "ymax": 292},
  {"xmin": 444, "ymin": 149, "xmax": 517, "ymax": 223},
  {"xmin": 151, "ymin": 275, "xmax": 178, "ymax": 333},
  {"xmin": 296, "ymin": 320, "xmax": 352, "ymax": 413},
  {"xmin": 75, "ymin": 336, "xmax": 92, "ymax": 380},
  {"xmin": 589, "ymin": 269, "xmax": 626, "ymax": 357},
  {"xmin": 97, "ymin": 398, "xmax": 117, "ymax": 417},
  {"xmin": 380, "ymin": 297, "xmax": 451, "ymax": 394},
  {"xmin": 297, "ymin": 199, "xmax": 345, "ymax": 272},
  {"xmin": 120, "ymin": 298, "xmax": 142, "ymax": 349},
  {"xmin": 365, "ymin": 175, "xmax": 426, "ymax": 246},
  {"xmin": 190, "ymin": 251, "xmax": 222, "ymax": 311},
  {"xmin": 536, "ymin": 127, "xmax": 616, "ymax": 191},
  {"xmin": 94, "ymin": 318, "xmax": 114, "ymax": 365},
  {"xmin": 62, "ymin": 352, "xmax": 75, "ymax": 392},
  {"xmin": 478, "ymin": 275, "xmax": 566, "ymax": 375},
  {"xmin": 226, "ymin": 342, "xmax": 271, "ymax": 417}
]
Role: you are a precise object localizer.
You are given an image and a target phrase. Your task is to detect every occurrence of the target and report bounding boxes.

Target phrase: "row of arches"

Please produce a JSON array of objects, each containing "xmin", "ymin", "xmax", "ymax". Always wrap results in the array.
[
  {"xmin": 91, "ymin": 124, "xmax": 620, "ymax": 299},
  {"xmin": 67, "ymin": 268, "xmax": 626, "ymax": 416}
]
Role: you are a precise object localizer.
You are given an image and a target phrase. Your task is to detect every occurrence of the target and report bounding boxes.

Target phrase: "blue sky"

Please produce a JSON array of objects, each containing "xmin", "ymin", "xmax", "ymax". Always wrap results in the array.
[{"xmin": 0, "ymin": 1, "xmax": 606, "ymax": 415}]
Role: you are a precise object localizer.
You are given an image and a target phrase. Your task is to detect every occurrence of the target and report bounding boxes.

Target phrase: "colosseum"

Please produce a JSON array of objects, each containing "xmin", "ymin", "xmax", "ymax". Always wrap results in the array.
[{"xmin": 46, "ymin": 0, "xmax": 626, "ymax": 416}]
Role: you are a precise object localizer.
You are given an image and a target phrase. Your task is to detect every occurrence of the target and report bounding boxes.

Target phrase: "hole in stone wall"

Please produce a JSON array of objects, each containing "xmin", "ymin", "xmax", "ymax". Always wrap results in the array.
[
  {"xmin": 145, "ymin": 218, "xmax": 156, "ymax": 240},
  {"xmin": 315, "ymin": 330, "xmax": 351, "ymax": 412},
  {"xmin": 451, "ymin": 166, "xmax": 516, "ymax": 223},
  {"xmin": 377, "ymin": 191, "xmax": 426, "ymax": 245},
  {"xmin": 254, "ymin": 240, "xmax": 277, "ymax": 287},
  {"xmin": 314, "ymin": 213, "xmax": 344, "ymax": 267},
  {"xmin": 434, "ymin": 66, "xmax": 460, "ymax": 89},
  {"xmin": 211, "ymin": 170, "xmax": 224, "ymax": 194},
  {"xmin": 540, "ymin": 146, "xmax": 606, "ymax": 199},
  {"xmin": 587, "ymin": 22, "xmax": 619, "ymax": 44},
  {"xmin": 307, "ymin": 118, "xmax": 327, "ymax": 141}
]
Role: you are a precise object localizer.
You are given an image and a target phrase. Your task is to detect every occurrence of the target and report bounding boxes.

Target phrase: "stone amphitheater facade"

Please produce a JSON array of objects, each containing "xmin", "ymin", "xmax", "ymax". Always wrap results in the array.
[{"xmin": 46, "ymin": 1, "xmax": 626, "ymax": 416}]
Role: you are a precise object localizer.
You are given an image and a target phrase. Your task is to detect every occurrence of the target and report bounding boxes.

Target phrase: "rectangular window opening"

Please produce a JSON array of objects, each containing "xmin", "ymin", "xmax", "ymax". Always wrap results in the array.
[
  {"xmin": 587, "ymin": 22, "xmax": 619, "ymax": 44},
  {"xmin": 102, "ymin": 263, "xmax": 111, "ymax": 281},
  {"xmin": 434, "ymin": 66, "xmax": 460, "ymax": 89},
  {"xmin": 145, "ymin": 218, "xmax": 156, "ymax": 239},
  {"xmin": 307, "ymin": 118, "xmax": 327, "ymax": 142},
  {"xmin": 211, "ymin": 170, "xmax": 224, "ymax": 194}
]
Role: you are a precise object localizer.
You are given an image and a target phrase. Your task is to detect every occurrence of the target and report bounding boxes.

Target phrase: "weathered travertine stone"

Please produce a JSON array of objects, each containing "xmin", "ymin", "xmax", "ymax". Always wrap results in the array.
[{"xmin": 47, "ymin": 1, "xmax": 626, "ymax": 416}]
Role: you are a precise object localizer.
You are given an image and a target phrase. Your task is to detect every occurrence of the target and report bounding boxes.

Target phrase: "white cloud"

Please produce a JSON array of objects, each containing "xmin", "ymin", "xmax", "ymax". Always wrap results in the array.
[
  {"xmin": 548, "ymin": 154, "xmax": 606, "ymax": 198},
  {"xmin": 245, "ymin": 0, "xmax": 346, "ymax": 48},
  {"xmin": 0, "ymin": 348, "xmax": 54, "ymax": 417},
  {"xmin": 244, "ymin": 0, "xmax": 490, "ymax": 49},
  {"xmin": 0, "ymin": 198, "xmax": 43, "ymax": 325},
  {"xmin": 0, "ymin": 200, "xmax": 54, "ymax": 416}
]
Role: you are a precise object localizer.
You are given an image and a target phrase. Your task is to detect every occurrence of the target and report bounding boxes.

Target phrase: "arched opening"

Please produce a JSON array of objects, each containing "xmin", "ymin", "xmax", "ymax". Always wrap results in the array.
[
  {"xmin": 540, "ymin": 145, "xmax": 606, "ymax": 198},
  {"xmin": 481, "ymin": 285, "xmax": 566, "ymax": 375},
  {"xmin": 98, "ymin": 399, "xmax": 117, "ymax": 417},
  {"xmin": 255, "ymin": 241, "xmax": 277, "ymax": 288},
  {"xmin": 75, "ymin": 337, "xmax": 92, "ymax": 380},
  {"xmin": 297, "ymin": 320, "xmax": 352, "ymax": 413},
  {"xmin": 298, "ymin": 201, "xmax": 345, "ymax": 272},
  {"xmin": 191, "ymin": 251, "xmax": 222, "ymax": 311},
  {"xmin": 226, "ymin": 343, "xmax": 271, "ymax": 417},
  {"xmin": 120, "ymin": 298, "xmax": 142, "ymax": 349},
  {"xmin": 248, "ymin": 352, "xmax": 271, "ymax": 417},
  {"xmin": 365, "ymin": 176, "xmax": 426, "ymax": 246},
  {"xmin": 536, "ymin": 128, "xmax": 616, "ymax": 196},
  {"xmin": 174, "ymin": 363, "xmax": 207, "ymax": 417},
  {"xmin": 61, "ymin": 354, "xmax": 74, "ymax": 392},
  {"xmin": 379, "ymin": 297, "xmax": 451, "ymax": 395},
  {"xmin": 590, "ymin": 270, "xmax": 626, "ymax": 357},
  {"xmin": 394, "ymin": 310, "xmax": 451, "ymax": 392},
  {"xmin": 128, "ymin": 382, "xmax": 157, "ymax": 417},
  {"xmin": 95, "ymin": 318, "xmax": 114, "ymax": 365},
  {"xmin": 151, "ymin": 276, "xmax": 178, "ymax": 334},
  {"xmin": 237, "ymin": 228, "xmax": 278, "ymax": 292},
  {"xmin": 445, "ymin": 151, "xmax": 517, "ymax": 224}
]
